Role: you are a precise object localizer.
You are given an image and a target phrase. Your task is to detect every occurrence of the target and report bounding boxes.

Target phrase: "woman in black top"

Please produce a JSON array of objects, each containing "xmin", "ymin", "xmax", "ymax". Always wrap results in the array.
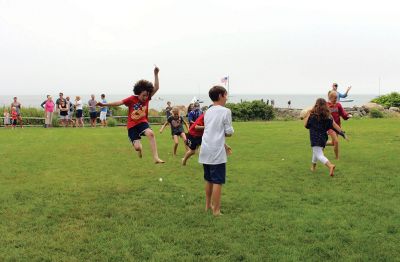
[{"xmin": 304, "ymin": 98, "xmax": 347, "ymax": 177}]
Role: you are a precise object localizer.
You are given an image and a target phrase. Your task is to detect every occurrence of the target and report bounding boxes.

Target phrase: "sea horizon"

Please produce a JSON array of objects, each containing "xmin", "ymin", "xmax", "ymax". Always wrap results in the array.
[{"xmin": 1, "ymin": 93, "xmax": 379, "ymax": 110}]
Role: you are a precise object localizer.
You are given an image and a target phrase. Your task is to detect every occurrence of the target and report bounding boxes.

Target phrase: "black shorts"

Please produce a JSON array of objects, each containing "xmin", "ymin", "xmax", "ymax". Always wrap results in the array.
[
  {"xmin": 90, "ymin": 112, "xmax": 97, "ymax": 120},
  {"xmin": 12, "ymin": 119, "xmax": 17, "ymax": 125},
  {"xmin": 186, "ymin": 133, "xmax": 202, "ymax": 150},
  {"xmin": 76, "ymin": 110, "xmax": 83, "ymax": 118},
  {"xmin": 172, "ymin": 131, "xmax": 183, "ymax": 137},
  {"xmin": 128, "ymin": 122, "xmax": 150, "ymax": 143},
  {"xmin": 203, "ymin": 163, "xmax": 226, "ymax": 184}
]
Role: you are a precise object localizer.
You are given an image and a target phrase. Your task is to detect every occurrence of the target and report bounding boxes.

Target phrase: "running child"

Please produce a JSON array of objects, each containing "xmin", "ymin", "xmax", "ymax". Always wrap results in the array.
[
  {"xmin": 182, "ymin": 112, "xmax": 205, "ymax": 165},
  {"xmin": 3, "ymin": 109, "xmax": 10, "ymax": 128},
  {"xmin": 199, "ymin": 86, "xmax": 234, "ymax": 216},
  {"xmin": 327, "ymin": 91, "xmax": 352, "ymax": 159},
  {"xmin": 159, "ymin": 107, "xmax": 189, "ymax": 156},
  {"xmin": 11, "ymin": 107, "xmax": 18, "ymax": 129},
  {"xmin": 97, "ymin": 66, "xmax": 165, "ymax": 164},
  {"xmin": 304, "ymin": 98, "xmax": 347, "ymax": 177}
]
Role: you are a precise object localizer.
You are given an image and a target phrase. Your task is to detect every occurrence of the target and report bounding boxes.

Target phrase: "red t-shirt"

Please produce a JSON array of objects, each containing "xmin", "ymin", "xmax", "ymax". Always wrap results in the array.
[
  {"xmin": 122, "ymin": 95, "xmax": 150, "ymax": 129},
  {"xmin": 11, "ymin": 111, "xmax": 18, "ymax": 120},
  {"xmin": 327, "ymin": 102, "xmax": 349, "ymax": 127},
  {"xmin": 189, "ymin": 113, "xmax": 204, "ymax": 137}
]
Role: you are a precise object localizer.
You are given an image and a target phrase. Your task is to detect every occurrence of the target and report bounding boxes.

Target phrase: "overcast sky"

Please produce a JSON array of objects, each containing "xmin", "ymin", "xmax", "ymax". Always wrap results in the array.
[{"xmin": 1, "ymin": 0, "xmax": 399, "ymax": 95}]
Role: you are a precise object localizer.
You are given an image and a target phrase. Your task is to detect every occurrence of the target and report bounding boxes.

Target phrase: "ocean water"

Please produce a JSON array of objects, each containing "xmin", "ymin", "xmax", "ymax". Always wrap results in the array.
[{"xmin": 0, "ymin": 94, "xmax": 377, "ymax": 111}]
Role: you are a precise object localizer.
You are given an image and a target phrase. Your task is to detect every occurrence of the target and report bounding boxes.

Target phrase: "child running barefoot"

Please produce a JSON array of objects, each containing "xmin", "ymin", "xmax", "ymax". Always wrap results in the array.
[
  {"xmin": 160, "ymin": 107, "xmax": 189, "ymax": 156},
  {"xmin": 182, "ymin": 112, "xmax": 205, "ymax": 165},
  {"xmin": 326, "ymin": 91, "xmax": 352, "ymax": 159},
  {"xmin": 304, "ymin": 98, "xmax": 347, "ymax": 177},
  {"xmin": 97, "ymin": 66, "xmax": 165, "ymax": 164},
  {"xmin": 199, "ymin": 86, "xmax": 234, "ymax": 216}
]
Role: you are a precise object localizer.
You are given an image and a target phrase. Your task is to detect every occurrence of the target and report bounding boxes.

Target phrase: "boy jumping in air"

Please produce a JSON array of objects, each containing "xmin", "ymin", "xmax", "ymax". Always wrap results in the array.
[
  {"xmin": 97, "ymin": 67, "xmax": 165, "ymax": 164},
  {"xmin": 199, "ymin": 86, "xmax": 234, "ymax": 216}
]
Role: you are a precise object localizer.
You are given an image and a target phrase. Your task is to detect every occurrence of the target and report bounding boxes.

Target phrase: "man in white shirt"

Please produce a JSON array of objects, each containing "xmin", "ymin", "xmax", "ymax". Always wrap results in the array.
[{"xmin": 199, "ymin": 86, "xmax": 234, "ymax": 216}]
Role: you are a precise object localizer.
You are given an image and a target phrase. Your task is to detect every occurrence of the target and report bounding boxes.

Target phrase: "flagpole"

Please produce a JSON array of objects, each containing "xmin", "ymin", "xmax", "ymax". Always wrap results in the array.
[{"xmin": 227, "ymin": 76, "xmax": 230, "ymax": 95}]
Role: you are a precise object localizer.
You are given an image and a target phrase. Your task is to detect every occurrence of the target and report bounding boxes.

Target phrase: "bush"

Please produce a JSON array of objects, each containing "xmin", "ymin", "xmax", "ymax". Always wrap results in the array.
[
  {"xmin": 226, "ymin": 100, "xmax": 275, "ymax": 121},
  {"xmin": 52, "ymin": 115, "xmax": 60, "ymax": 127},
  {"xmin": 107, "ymin": 118, "xmax": 117, "ymax": 127},
  {"xmin": 371, "ymin": 92, "xmax": 400, "ymax": 108},
  {"xmin": 369, "ymin": 108, "xmax": 384, "ymax": 118}
]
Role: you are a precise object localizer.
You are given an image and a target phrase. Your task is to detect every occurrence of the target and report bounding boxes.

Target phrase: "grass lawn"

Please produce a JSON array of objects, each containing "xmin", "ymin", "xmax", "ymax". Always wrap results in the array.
[{"xmin": 0, "ymin": 118, "xmax": 399, "ymax": 261}]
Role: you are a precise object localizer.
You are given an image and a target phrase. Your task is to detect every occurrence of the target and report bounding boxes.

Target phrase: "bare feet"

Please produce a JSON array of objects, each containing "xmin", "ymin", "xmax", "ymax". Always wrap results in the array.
[
  {"xmin": 155, "ymin": 159, "xmax": 165, "ymax": 164},
  {"xmin": 137, "ymin": 150, "xmax": 142, "ymax": 158},
  {"xmin": 213, "ymin": 211, "xmax": 223, "ymax": 216},
  {"xmin": 182, "ymin": 158, "xmax": 186, "ymax": 166},
  {"xmin": 311, "ymin": 164, "xmax": 316, "ymax": 172},
  {"xmin": 329, "ymin": 165, "xmax": 336, "ymax": 177}
]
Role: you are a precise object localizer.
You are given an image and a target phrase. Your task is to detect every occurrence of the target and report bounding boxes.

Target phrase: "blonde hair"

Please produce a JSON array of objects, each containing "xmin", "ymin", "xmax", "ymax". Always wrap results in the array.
[
  {"xmin": 172, "ymin": 107, "xmax": 180, "ymax": 114},
  {"xmin": 328, "ymin": 91, "xmax": 337, "ymax": 100},
  {"xmin": 76, "ymin": 96, "xmax": 81, "ymax": 100}
]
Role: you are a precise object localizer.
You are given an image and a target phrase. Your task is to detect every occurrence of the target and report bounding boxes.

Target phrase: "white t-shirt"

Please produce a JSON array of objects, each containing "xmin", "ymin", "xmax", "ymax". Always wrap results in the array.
[
  {"xmin": 199, "ymin": 105, "xmax": 234, "ymax": 165},
  {"xmin": 76, "ymin": 100, "xmax": 83, "ymax": 110}
]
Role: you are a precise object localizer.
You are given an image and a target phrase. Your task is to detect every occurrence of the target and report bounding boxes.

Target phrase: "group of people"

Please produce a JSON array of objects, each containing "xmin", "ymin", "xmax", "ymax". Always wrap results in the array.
[
  {"xmin": 97, "ymin": 67, "xmax": 233, "ymax": 216},
  {"xmin": 3, "ymin": 97, "xmax": 23, "ymax": 129},
  {"xmin": 304, "ymin": 83, "xmax": 352, "ymax": 177},
  {"xmin": 2, "ymin": 68, "xmax": 353, "ymax": 216},
  {"xmin": 40, "ymin": 93, "xmax": 109, "ymax": 128},
  {"xmin": 2, "ymin": 94, "xmax": 109, "ymax": 129}
]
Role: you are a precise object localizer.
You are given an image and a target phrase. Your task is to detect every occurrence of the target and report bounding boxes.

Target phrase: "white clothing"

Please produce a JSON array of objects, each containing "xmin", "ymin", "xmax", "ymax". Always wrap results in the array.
[
  {"xmin": 76, "ymin": 100, "xmax": 83, "ymax": 110},
  {"xmin": 199, "ymin": 105, "xmax": 234, "ymax": 165},
  {"xmin": 312, "ymin": 146, "xmax": 329, "ymax": 164},
  {"xmin": 99, "ymin": 111, "xmax": 107, "ymax": 121}
]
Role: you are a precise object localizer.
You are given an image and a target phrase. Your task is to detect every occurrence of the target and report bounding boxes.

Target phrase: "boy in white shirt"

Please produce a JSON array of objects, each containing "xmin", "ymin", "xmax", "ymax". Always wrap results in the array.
[{"xmin": 199, "ymin": 86, "xmax": 234, "ymax": 216}]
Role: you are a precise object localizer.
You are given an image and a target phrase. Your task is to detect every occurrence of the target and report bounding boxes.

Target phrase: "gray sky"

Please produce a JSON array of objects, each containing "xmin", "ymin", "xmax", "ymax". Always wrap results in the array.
[{"xmin": 1, "ymin": 0, "xmax": 399, "ymax": 95}]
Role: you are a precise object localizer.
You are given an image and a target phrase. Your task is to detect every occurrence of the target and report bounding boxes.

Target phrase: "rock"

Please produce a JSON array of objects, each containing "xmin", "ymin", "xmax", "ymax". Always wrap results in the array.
[
  {"xmin": 362, "ymin": 102, "xmax": 384, "ymax": 111},
  {"xmin": 389, "ymin": 107, "xmax": 400, "ymax": 112},
  {"xmin": 300, "ymin": 106, "xmax": 313, "ymax": 119}
]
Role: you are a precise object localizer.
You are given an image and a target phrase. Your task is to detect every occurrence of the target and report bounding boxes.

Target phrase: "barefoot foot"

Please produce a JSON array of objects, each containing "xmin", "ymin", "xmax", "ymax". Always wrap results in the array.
[
  {"xmin": 181, "ymin": 158, "xmax": 186, "ymax": 166},
  {"xmin": 155, "ymin": 159, "xmax": 165, "ymax": 164},
  {"xmin": 329, "ymin": 165, "xmax": 336, "ymax": 177}
]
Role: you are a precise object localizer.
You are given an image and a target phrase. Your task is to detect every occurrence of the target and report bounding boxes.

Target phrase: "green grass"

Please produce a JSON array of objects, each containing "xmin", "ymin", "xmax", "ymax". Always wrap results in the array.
[{"xmin": 0, "ymin": 119, "xmax": 399, "ymax": 261}]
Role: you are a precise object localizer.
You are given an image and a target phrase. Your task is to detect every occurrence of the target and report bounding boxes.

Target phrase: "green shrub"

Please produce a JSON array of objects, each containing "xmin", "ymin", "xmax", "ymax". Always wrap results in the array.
[
  {"xmin": 369, "ymin": 108, "xmax": 384, "ymax": 118},
  {"xmin": 52, "ymin": 115, "xmax": 60, "ymax": 127},
  {"xmin": 371, "ymin": 92, "xmax": 400, "ymax": 108},
  {"xmin": 107, "ymin": 118, "xmax": 117, "ymax": 127},
  {"xmin": 226, "ymin": 100, "xmax": 275, "ymax": 121}
]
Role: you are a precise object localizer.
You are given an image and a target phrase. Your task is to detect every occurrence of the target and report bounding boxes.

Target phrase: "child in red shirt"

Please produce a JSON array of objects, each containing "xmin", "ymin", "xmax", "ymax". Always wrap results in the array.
[
  {"xmin": 97, "ymin": 67, "xmax": 164, "ymax": 164},
  {"xmin": 327, "ymin": 91, "xmax": 352, "ymax": 159},
  {"xmin": 182, "ymin": 113, "xmax": 205, "ymax": 165},
  {"xmin": 11, "ymin": 107, "xmax": 18, "ymax": 129}
]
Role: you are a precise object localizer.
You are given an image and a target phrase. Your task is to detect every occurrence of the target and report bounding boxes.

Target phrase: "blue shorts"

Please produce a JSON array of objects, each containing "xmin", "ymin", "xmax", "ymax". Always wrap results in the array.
[
  {"xmin": 90, "ymin": 112, "xmax": 97, "ymax": 120},
  {"xmin": 203, "ymin": 163, "xmax": 226, "ymax": 184},
  {"xmin": 128, "ymin": 122, "xmax": 150, "ymax": 143}
]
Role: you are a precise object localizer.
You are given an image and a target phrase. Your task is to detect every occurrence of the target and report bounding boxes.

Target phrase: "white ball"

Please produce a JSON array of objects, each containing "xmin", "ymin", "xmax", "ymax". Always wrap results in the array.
[{"xmin": 159, "ymin": 178, "xmax": 163, "ymax": 182}]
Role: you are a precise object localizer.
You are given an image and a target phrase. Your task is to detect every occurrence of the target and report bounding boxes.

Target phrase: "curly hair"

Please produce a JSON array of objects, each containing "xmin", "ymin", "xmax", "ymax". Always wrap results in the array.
[
  {"xmin": 310, "ymin": 98, "xmax": 331, "ymax": 121},
  {"xmin": 133, "ymin": 79, "xmax": 154, "ymax": 95}
]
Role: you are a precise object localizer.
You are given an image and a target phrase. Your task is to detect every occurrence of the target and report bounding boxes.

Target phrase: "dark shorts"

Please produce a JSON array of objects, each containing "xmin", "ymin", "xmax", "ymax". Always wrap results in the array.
[
  {"xmin": 203, "ymin": 163, "xmax": 226, "ymax": 185},
  {"xmin": 90, "ymin": 112, "xmax": 97, "ymax": 120},
  {"xmin": 76, "ymin": 110, "xmax": 83, "ymax": 118},
  {"xmin": 12, "ymin": 119, "xmax": 17, "ymax": 125},
  {"xmin": 172, "ymin": 131, "xmax": 183, "ymax": 137},
  {"xmin": 128, "ymin": 122, "xmax": 150, "ymax": 143},
  {"xmin": 186, "ymin": 133, "xmax": 202, "ymax": 150}
]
